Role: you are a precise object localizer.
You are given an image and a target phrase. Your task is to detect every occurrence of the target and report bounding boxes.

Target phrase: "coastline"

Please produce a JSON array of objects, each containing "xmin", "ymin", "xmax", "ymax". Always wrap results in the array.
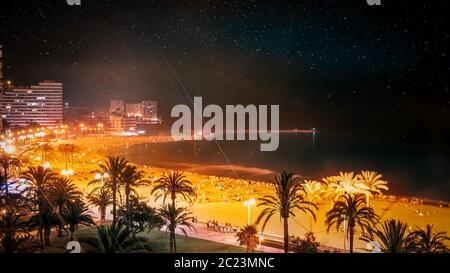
[
  {"xmin": 53, "ymin": 134, "xmax": 450, "ymax": 251},
  {"xmin": 87, "ymin": 135, "xmax": 450, "ymax": 206}
]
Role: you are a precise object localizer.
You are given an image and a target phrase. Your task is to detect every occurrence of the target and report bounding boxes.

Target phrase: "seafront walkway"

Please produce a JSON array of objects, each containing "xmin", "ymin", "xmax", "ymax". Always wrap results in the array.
[
  {"xmin": 173, "ymin": 222, "xmax": 285, "ymax": 253},
  {"xmin": 91, "ymin": 208, "xmax": 283, "ymax": 253}
]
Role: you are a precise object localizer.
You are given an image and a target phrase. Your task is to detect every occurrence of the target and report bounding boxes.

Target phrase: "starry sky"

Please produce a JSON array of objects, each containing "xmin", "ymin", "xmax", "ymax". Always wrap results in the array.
[{"xmin": 0, "ymin": 0, "xmax": 449, "ymax": 141}]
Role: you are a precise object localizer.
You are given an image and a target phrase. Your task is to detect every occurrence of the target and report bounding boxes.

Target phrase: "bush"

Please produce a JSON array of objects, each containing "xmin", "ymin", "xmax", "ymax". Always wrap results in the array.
[{"xmin": 290, "ymin": 232, "xmax": 320, "ymax": 253}]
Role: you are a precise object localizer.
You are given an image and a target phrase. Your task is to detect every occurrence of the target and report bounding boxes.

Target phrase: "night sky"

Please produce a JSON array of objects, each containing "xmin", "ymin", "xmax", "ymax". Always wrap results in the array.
[{"xmin": 0, "ymin": 0, "xmax": 449, "ymax": 143}]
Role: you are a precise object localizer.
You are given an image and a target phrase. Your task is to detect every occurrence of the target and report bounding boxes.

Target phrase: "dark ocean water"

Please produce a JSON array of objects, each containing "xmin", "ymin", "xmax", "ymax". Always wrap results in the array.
[{"xmin": 110, "ymin": 133, "xmax": 450, "ymax": 201}]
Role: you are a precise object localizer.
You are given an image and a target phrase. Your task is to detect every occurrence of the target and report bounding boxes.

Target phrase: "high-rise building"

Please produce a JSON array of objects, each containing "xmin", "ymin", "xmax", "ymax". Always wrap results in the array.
[
  {"xmin": 142, "ymin": 100, "xmax": 158, "ymax": 120},
  {"xmin": 107, "ymin": 99, "xmax": 159, "ymax": 130},
  {"xmin": 108, "ymin": 115, "xmax": 123, "ymax": 130},
  {"xmin": 109, "ymin": 100, "xmax": 125, "ymax": 115},
  {"xmin": 125, "ymin": 103, "xmax": 144, "ymax": 117},
  {"xmin": 122, "ymin": 116, "xmax": 138, "ymax": 130},
  {"xmin": 0, "ymin": 81, "xmax": 63, "ymax": 127}
]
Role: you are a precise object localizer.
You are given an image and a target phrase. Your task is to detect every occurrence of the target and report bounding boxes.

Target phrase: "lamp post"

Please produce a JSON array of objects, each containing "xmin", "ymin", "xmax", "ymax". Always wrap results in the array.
[
  {"xmin": 4, "ymin": 145, "xmax": 16, "ymax": 154},
  {"xmin": 95, "ymin": 173, "xmax": 109, "ymax": 183},
  {"xmin": 61, "ymin": 169, "xmax": 74, "ymax": 179},
  {"xmin": 243, "ymin": 198, "xmax": 256, "ymax": 225}
]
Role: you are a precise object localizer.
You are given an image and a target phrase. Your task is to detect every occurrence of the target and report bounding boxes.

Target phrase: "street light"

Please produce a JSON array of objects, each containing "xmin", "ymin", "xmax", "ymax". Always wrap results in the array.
[
  {"xmin": 4, "ymin": 145, "xmax": 16, "ymax": 154},
  {"xmin": 243, "ymin": 198, "xmax": 256, "ymax": 225},
  {"xmin": 43, "ymin": 162, "xmax": 51, "ymax": 170},
  {"xmin": 95, "ymin": 173, "xmax": 109, "ymax": 182},
  {"xmin": 61, "ymin": 169, "xmax": 74, "ymax": 178},
  {"xmin": 259, "ymin": 234, "xmax": 265, "ymax": 247}
]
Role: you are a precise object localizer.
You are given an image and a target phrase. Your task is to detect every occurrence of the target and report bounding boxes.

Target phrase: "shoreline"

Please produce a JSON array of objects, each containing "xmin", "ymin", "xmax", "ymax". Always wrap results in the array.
[
  {"xmin": 19, "ymin": 134, "xmax": 450, "ymax": 251},
  {"xmin": 87, "ymin": 135, "xmax": 450, "ymax": 206}
]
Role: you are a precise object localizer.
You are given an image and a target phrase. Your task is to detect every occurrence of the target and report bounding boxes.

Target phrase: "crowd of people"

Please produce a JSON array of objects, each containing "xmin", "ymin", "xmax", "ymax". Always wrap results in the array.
[{"xmin": 206, "ymin": 220, "xmax": 239, "ymax": 233}]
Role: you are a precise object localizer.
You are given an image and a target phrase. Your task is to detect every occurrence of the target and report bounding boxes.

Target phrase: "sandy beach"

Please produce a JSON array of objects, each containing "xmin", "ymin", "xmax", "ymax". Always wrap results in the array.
[{"xmin": 31, "ymin": 134, "xmax": 450, "ymax": 252}]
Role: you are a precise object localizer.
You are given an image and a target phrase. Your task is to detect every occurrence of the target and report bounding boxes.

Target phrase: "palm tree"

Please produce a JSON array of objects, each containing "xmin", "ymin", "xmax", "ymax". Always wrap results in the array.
[
  {"xmin": 361, "ymin": 219, "xmax": 415, "ymax": 253},
  {"xmin": 151, "ymin": 171, "xmax": 197, "ymax": 208},
  {"xmin": 159, "ymin": 204, "xmax": 195, "ymax": 253},
  {"xmin": 236, "ymin": 225, "xmax": 259, "ymax": 253},
  {"xmin": 0, "ymin": 151, "xmax": 21, "ymax": 198},
  {"xmin": 117, "ymin": 197, "xmax": 164, "ymax": 233},
  {"xmin": 49, "ymin": 177, "xmax": 81, "ymax": 236},
  {"xmin": 326, "ymin": 193, "xmax": 379, "ymax": 253},
  {"xmin": 50, "ymin": 177, "xmax": 81, "ymax": 214},
  {"xmin": 302, "ymin": 180, "xmax": 324, "ymax": 231},
  {"xmin": 88, "ymin": 187, "xmax": 113, "ymax": 222},
  {"xmin": 90, "ymin": 157, "xmax": 128, "ymax": 225},
  {"xmin": 28, "ymin": 204, "xmax": 59, "ymax": 248},
  {"xmin": 121, "ymin": 165, "xmax": 151, "ymax": 225},
  {"xmin": 57, "ymin": 144, "xmax": 72, "ymax": 170},
  {"xmin": 357, "ymin": 171, "xmax": 389, "ymax": 205},
  {"xmin": 0, "ymin": 209, "xmax": 36, "ymax": 253},
  {"xmin": 409, "ymin": 224, "xmax": 450, "ymax": 253},
  {"xmin": 325, "ymin": 172, "xmax": 370, "ymax": 203},
  {"xmin": 78, "ymin": 223, "xmax": 152, "ymax": 253},
  {"xmin": 22, "ymin": 166, "xmax": 58, "ymax": 248},
  {"xmin": 302, "ymin": 180, "xmax": 324, "ymax": 204},
  {"xmin": 63, "ymin": 199, "xmax": 95, "ymax": 241},
  {"xmin": 256, "ymin": 171, "xmax": 317, "ymax": 253},
  {"xmin": 37, "ymin": 143, "xmax": 53, "ymax": 165},
  {"xmin": 57, "ymin": 144, "xmax": 80, "ymax": 170},
  {"xmin": 322, "ymin": 175, "xmax": 340, "ymax": 207},
  {"xmin": 0, "ymin": 233, "xmax": 39, "ymax": 253},
  {"xmin": 322, "ymin": 175, "xmax": 340, "ymax": 186}
]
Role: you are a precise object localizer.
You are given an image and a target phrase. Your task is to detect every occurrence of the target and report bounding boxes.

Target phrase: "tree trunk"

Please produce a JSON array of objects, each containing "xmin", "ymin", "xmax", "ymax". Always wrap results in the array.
[
  {"xmin": 39, "ymin": 208, "xmax": 44, "ymax": 249},
  {"xmin": 349, "ymin": 226, "xmax": 354, "ymax": 253},
  {"xmin": 126, "ymin": 188, "xmax": 130, "ymax": 226},
  {"xmin": 69, "ymin": 227, "xmax": 75, "ymax": 241},
  {"xmin": 173, "ymin": 231, "xmax": 177, "ymax": 253},
  {"xmin": 38, "ymin": 229, "xmax": 44, "ymax": 249},
  {"xmin": 283, "ymin": 217, "xmax": 289, "ymax": 253},
  {"xmin": 4, "ymin": 235, "xmax": 12, "ymax": 253},
  {"xmin": 57, "ymin": 204, "xmax": 64, "ymax": 237},
  {"xmin": 44, "ymin": 228, "xmax": 51, "ymax": 246},
  {"xmin": 56, "ymin": 226, "xmax": 63, "ymax": 237},
  {"xmin": 100, "ymin": 207, "xmax": 106, "ymax": 221},
  {"xmin": 171, "ymin": 192, "xmax": 176, "ymax": 208},
  {"xmin": 112, "ymin": 183, "xmax": 117, "ymax": 225},
  {"xmin": 169, "ymin": 229, "xmax": 174, "ymax": 253}
]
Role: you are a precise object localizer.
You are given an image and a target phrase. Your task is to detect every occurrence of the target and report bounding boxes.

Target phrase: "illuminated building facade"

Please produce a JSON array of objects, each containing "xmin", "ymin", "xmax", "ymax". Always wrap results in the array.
[
  {"xmin": 142, "ymin": 100, "xmax": 158, "ymax": 121},
  {"xmin": 0, "ymin": 81, "xmax": 63, "ymax": 127},
  {"xmin": 126, "ymin": 103, "xmax": 144, "ymax": 117},
  {"xmin": 109, "ymin": 100, "xmax": 125, "ymax": 115}
]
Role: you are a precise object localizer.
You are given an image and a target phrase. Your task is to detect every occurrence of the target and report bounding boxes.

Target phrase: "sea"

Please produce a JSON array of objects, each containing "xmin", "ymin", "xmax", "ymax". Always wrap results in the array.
[{"xmin": 108, "ymin": 132, "xmax": 450, "ymax": 201}]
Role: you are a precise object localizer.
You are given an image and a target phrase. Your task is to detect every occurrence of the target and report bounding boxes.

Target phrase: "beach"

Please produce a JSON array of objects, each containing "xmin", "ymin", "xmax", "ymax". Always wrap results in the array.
[{"xmin": 41, "ymin": 134, "xmax": 449, "ymax": 251}]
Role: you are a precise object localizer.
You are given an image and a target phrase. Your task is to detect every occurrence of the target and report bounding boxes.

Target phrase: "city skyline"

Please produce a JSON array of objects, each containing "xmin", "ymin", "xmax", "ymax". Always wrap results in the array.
[
  {"xmin": 0, "ymin": 1, "xmax": 447, "ymax": 134},
  {"xmin": 0, "ymin": 0, "xmax": 449, "ymax": 261}
]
